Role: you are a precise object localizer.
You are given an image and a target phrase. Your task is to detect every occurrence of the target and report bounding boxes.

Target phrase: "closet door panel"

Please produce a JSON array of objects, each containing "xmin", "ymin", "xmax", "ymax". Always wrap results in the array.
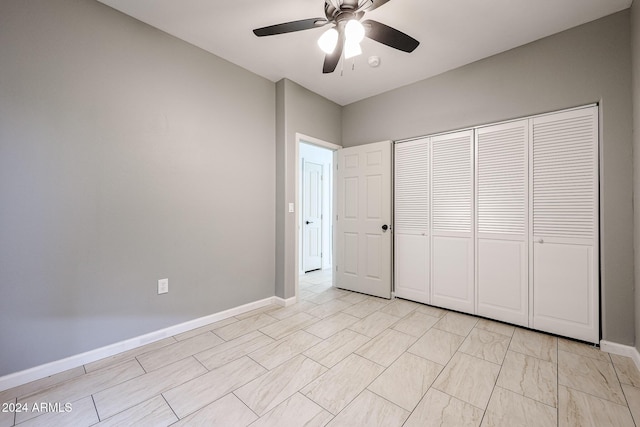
[
  {"xmin": 531, "ymin": 106, "xmax": 599, "ymax": 343},
  {"xmin": 431, "ymin": 130, "xmax": 474, "ymax": 313},
  {"xmin": 432, "ymin": 236, "xmax": 473, "ymax": 309},
  {"xmin": 395, "ymin": 234, "xmax": 429, "ymax": 301},
  {"xmin": 534, "ymin": 243, "xmax": 592, "ymax": 327},
  {"xmin": 476, "ymin": 121, "xmax": 528, "ymax": 326},
  {"xmin": 394, "ymin": 138, "xmax": 429, "ymax": 303},
  {"xmin": 477, "ymin": 239, "xmax": 527, "ymax": 324}
]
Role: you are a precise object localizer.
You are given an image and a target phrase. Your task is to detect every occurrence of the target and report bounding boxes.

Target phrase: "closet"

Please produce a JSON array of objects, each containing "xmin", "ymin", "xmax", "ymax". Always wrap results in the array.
[{"xmin": 394, "ymin": 105, "xmax": 599, "ymax": 343}]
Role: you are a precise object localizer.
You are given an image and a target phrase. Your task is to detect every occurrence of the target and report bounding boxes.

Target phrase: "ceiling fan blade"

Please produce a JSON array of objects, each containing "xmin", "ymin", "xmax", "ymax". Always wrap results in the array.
[
  {"xmin": 323, "ymin": 29, "xmax": 345, "ymax": 73},
  {"xmin": 360, "ymin": 0, "xmax": 392, "ymax": 12},
  {"xmin": 363, "ymin": 19, "xmax": 419, "ymax": 53},
  {"xmin": 253, "ymin": 18, "xmax": 327, "ymax": 37}
]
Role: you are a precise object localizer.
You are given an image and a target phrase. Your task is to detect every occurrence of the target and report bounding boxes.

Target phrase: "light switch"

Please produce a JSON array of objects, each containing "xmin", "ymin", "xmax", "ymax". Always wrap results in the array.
[
  {"xmin": 288, "ymin": 203, "xmax": 294, "ymax": 213},
  {"xmin": 158, "ymin": 278, "xmax": 168, "ymax": 294}
]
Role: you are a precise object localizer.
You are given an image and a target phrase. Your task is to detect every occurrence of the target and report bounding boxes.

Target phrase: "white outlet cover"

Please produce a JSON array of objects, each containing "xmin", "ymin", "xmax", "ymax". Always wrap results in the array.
[{"xmin": 158, "ymin": 278, "xmax": 168, "ymax": 294}]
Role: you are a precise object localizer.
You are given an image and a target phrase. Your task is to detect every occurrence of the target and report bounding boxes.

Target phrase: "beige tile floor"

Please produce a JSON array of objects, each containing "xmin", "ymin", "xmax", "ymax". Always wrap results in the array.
[{"xmin": 1, "ymin": 269, "xmax": 640, "ymax": 426}]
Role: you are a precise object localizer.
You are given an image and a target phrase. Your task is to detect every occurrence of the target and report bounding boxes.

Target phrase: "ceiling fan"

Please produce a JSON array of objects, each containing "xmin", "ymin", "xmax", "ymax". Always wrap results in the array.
[{"xmin": 252, "ymin": 0, "xmax": 420, "ymax": 74}]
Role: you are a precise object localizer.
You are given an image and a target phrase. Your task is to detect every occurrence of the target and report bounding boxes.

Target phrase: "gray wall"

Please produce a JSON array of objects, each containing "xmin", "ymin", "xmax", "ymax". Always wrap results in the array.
[
  {"xmin": 632, "ymin": 1, "xmax": 640, "ymax": 354},
  {"xmin": 0, "ymin": 0, "xmax": 276, "ymax": 375},
  {"xmin": 275, "ymin": 79, "xmax": 341, "ymax": 299},
  {"xmin": 343, "ymin": 11, "xmax": 634, "ymax": 345}
]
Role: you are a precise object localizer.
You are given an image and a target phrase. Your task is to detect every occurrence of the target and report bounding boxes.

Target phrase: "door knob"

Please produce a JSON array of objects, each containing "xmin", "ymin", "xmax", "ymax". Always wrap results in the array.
[
  {"xmin": 305, "ymin": 221, "xmax": 314, "ymax": 225},
  {"xmin": 537, "ymin": 238, "xmax": 544, "ymax": 244},
  {"xmin": 382, "ymin": 224, "xmax": 389, "ymax": 232}
]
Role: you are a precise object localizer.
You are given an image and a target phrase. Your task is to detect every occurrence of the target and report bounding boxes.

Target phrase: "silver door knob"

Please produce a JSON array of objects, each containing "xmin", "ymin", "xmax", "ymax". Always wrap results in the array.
[{"xmin": 536, "ymin": 238, "xmax": 544, "ymax": 244}]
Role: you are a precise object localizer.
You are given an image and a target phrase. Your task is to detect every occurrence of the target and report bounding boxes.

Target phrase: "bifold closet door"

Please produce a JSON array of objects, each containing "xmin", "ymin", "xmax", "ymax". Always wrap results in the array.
[
  {"xmin": 475, "ymin": 121, "xmax": 529, "ymax": 327},
  {"xmin": 431, "ymin": 130, "xmax": 474, "ymax": 313},
  {"xmin": 531, "ymin": 107, "xmax": 599, "ymax": 343},
  {"xmin": 394, "ymin": 138, "xmax": 429, "ymax": 304}
]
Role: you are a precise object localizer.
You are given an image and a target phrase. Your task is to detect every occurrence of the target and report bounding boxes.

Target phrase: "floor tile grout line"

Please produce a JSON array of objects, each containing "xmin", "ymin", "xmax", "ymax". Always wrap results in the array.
[
  {"xmin": 160, "ymin": 393, "xmax": 181, "ymax": 422},
  {"xmin": 93, "ymin": 356, "xmax": 211, "ymax": 421},
  {"xmin": 508, "ymin": 346, "xmax": 557, "ymax": 365},
  {"xmin": 231, "ymin": 391, "xmax": 261, "ymax": 421},
  {"xmin": 561, "ymin": 383, "xmax": 633, "ymax": 408},
  {"xmin": 90, "ymin": 394, "xmax": 100, "ymax": 423},
  {"xmin": 477, "ymin": 331, "xmax": 515, "ymax": 426},
  {"xmin": 557, "ymin": 349, "xmax": 632, "ymax": 407},
  {"xmin": 557, "ymin": 335, "xmax": 560, "ymax": 426}
]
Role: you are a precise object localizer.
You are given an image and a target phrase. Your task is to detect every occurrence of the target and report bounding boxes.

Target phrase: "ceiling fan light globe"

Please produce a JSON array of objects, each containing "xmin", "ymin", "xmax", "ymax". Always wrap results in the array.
[
  {"xmin": 317, "ymin": 28, "xmax": 339, "ymax": 54},
  {"xmin": 345, "ymin": 19, "xmax": 365, "ymax": 43},
  {"xmin": 344, "ymin": 40, "xmax": 362, "ymax": 59}
]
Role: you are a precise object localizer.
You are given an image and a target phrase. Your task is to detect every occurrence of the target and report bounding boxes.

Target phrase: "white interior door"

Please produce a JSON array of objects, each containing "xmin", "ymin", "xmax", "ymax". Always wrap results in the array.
[
  {"xmin": 302, "ymin": 160, "xmax": 323, "ymax": 272},
  {"xmin": 476, "ymin": 120, "xmax": 529, "ymax": 327},
  {"xmin": 335, "ymin": 141, "xmax": 392, "ymax": 298},
  {"xmin": 395, "ymin": 138, "xmax": 430, "ymax": 304},
  {"xmin": 531, "ymin": 106, "xmax": 599, "ymax": 343},
  {"xmin": 430, "ymin": 130, "xmax": 475, "ymax": 313}
]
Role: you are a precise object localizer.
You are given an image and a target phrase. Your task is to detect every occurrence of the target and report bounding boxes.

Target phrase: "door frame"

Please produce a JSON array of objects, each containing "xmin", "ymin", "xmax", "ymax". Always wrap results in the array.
[{"xmin": 295, "ymin": 133, "xmax": 342, "ymax": 299}]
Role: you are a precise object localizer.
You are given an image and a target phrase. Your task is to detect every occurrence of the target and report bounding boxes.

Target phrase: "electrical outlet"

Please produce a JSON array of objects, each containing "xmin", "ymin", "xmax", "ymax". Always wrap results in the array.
[{"xmin": 158, "ymin": 278, "xmax": 168, "ymax": 294}]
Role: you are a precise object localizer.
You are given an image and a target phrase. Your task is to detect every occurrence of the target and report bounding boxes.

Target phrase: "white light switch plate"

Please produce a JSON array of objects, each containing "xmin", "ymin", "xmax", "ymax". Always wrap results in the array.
[
  {"xmin": 288, "ymin": 203, "xmax": 294, "ymax": 213},
  {"xmin": 158, "ymin": 278, "xmax": 168, "ymax": 294}
]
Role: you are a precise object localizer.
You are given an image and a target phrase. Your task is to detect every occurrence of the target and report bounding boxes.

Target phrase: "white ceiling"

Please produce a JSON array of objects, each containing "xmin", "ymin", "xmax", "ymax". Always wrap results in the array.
[{"xmin": 97, "ymin": 0, "xmax": 632, "ymax": 106}]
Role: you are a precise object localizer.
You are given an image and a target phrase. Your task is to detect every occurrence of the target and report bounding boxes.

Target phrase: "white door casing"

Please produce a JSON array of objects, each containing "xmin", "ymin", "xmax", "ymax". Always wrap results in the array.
[
  {"xmin": 476, "ymin": 120, "xmax": 529, "ymax": 327},
  {"xmin": 335, "ymin": 141, "xmax": 392, "ymax": 299},
  {"xmin": 430, "ymin": 130, "xmax": 475, "ymax": 313},
  {"xmin": 302, "ymin": 160, "xmax": 323, "ymax": 272},
  {"xmin": 394, "ymin": 138, "xmax": 430, "ymax": 304},
  {"xmin": 531, "ymin": 106, "xmax": 599, "ymax": 343}
]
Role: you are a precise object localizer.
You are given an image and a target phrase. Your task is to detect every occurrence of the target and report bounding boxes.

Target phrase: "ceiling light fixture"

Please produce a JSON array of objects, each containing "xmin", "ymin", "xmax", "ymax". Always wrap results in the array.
[
  {"xmin": 344, "ymin": 19, "xmax": 365, "ymax": 59},
  {"xmin": 317, "ymin": 19, "xmax": 366, "ymax": 60},
  {"xmin": 345, "ymin": 19, "xmax": 365, "ymax": 44},
  {"xmin": 317, "ymin": 28, "xmax": 338, "ymax": 54},
  {"xmin": 344, "ymin": 39, "xmax": 362, "ymax": 59}
]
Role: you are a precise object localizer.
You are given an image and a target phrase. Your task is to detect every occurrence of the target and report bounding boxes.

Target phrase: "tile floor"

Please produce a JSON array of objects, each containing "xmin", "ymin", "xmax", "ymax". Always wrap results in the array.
[{"xmin": 1, "ymin": 269, "xmax": 640, "ymax": 426}]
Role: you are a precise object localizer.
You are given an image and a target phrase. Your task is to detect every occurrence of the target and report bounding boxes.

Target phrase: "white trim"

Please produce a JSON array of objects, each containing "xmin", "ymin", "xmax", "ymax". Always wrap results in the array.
[
  {"xmin": 0, "ymin": 296, "xmax": 283, "ymax": 392},
  {"xmin": 600, "ymin": 340, "xmax": 640, "ymax": 371},
  {"xmin": 274, "ymin": 296, "xmax": 297, "ymax": 307},
  {"xmin": 296, "ymin": 133, "xmax": 342, "ymax": 151}
]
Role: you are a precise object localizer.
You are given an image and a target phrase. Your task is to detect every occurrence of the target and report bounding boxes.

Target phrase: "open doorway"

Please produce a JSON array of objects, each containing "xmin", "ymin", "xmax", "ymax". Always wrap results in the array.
[{"xmin": 296, "ymin": 134, "xmax": 341, "ymax": 297}]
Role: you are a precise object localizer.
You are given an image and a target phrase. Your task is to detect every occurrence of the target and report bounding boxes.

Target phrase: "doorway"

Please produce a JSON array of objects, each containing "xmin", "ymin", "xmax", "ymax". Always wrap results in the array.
[{"xmin": 296, "ymin": 135, "xmax": 340, "ymax": 297}]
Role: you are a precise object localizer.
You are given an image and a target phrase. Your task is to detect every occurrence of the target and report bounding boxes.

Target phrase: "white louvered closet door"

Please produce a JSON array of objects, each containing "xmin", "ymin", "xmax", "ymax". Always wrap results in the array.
[
  {"xmin": 531, "ymin": 106, "xmax": 599, "ymax": 343},
  {"xmin": 394, "ymin": 138, "xmax": 430, "ymax": 304},
  {"xmin": 475, "ymin": 121, "xmax": 529, "ymax": 326},
  {"xmin": 430, "ymin": 130, "xmax": 474, "ymax": 313}
]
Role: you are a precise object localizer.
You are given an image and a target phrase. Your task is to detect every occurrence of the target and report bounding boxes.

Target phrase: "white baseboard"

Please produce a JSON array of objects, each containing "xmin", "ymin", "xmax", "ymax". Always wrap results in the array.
[
  {"xmin": 0, "ymin": 296, "xmax": 284, "ymax": 392},
  {"xmin": 274, "ymin": 296, "xmax": 297, "ymax": 307},
  {"xmin": 600, "ymin": 340, "xmax": 640, "ymax": 371}
]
